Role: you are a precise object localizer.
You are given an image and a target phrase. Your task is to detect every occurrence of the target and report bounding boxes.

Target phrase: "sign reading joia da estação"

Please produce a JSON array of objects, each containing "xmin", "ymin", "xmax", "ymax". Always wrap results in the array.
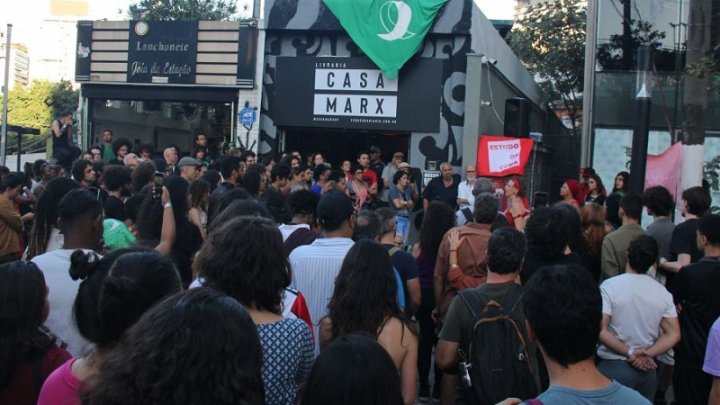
[
  {"xmin": 273, "ymin": 57, "xmax": 441, "ymax": 132},
  {"xmin": 127, "ymin": 21, "xmax": 198, "ymax": 85}
]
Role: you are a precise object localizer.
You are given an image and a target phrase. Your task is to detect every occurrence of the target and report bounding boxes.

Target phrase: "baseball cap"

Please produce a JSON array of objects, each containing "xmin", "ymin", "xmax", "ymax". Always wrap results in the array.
[
  {"xmin": 178, "ymin": 157, "xmax": 203, "ymax": 168},
  {"xmin": 316, "ymin": 190, "xmax": 354, "ymax": 228},
  {"xmin": 369, "ymin": 145, "xmax": 381, "ymax": 154},
  {"xmin": 397, "ymin": 162, "xmax": 410, "ymax": 170}
]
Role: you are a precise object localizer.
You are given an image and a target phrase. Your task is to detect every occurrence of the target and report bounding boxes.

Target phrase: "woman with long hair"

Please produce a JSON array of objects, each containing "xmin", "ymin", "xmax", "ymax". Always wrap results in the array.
[
  {"xmin": 581, "ymin": 203, "xmax": 610, "ymax": 282},
  {"xmin": 412, "ymin": 201, "xmax": 456, "ymax": 401},
  {"xmin": 189, "ymin": 179, "xmax": 210, "ymax": 239},
  {"xmin": 195, "ymin": 216, "xmax": 313, "ymax": 405},
  {"xmin": 559, "ymin": 179, "xmax": 581, "ymax": 209},
  {"xmin": 321, "ymin": 239, "xmax": 418, "ymax": 405},
  {"xmin": 81, "ymin": 288, "xmax": 264, "ymax": 405},
  {"xmin": 503, "ymin": 177, "xmax": 530, "ymax": 230},
  {"xmin": 0, "ymin": 261, "xmax": 70, "ymax": 405},
  {"xmin": 584, "ymin": 173, "xmax": 607, "ymax": 206},
  {"xmin": 605, "ymin": 171, "xmax": 630, "ymax": 230},
  {"xmin": 37, "ymin": 249, "xmax": 182, "ymax": 405},
  {"xmin": 25, "ymin": 178, "xmax": 80, "ymax": 260}
]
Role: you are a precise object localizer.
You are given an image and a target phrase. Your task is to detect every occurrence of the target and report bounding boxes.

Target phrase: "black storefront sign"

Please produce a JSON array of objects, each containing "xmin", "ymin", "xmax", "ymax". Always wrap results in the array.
[
  {"xmin": 127, "ymin": 21, "xmax": 198, "ymax": 85},
  {"xmin": 274, "ymin": 57, "xmax": 441, "ymax": 132}
]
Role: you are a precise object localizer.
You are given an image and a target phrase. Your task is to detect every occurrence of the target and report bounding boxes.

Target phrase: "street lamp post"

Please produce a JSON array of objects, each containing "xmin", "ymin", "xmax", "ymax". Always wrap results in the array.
[{"xmin": 628, "ymin": 46, "xmax": 654, "ymax": 195}]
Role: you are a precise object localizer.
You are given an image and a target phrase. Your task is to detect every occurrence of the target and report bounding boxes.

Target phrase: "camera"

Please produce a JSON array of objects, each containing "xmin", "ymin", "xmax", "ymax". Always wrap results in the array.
[{"xmin": 458, "ymin": 361, "xmax": 472, "ymax": 389}]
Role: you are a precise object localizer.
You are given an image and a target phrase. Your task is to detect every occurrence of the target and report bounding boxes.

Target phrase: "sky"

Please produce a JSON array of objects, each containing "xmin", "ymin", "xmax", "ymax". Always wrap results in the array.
[{"xmin": 0, "ymin": 0, "xmax": 516, "ymax": 44}]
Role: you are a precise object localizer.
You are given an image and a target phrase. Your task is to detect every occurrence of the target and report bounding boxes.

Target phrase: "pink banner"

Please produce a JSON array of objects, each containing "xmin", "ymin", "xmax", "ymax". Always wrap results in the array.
[{"xmin": 645, "ymin": 142, "xmax": 682, "ymax": 198}]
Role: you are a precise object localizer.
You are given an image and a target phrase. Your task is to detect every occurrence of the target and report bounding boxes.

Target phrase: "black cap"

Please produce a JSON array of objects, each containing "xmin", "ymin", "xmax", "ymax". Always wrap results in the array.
[
  {"xmin": 316, "ymin": 190, "xmax": 354, "ymax": 228},
  {"xmin": 369, "ymin": 145, "xmax": 381, "ymax": 154}
]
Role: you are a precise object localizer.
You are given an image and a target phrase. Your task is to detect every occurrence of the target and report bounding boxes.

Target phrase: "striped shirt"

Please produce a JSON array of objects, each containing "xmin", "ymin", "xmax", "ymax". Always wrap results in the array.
[{"xmin": 289, "ymin": 237, "xmax": 354, "ymax": 354}]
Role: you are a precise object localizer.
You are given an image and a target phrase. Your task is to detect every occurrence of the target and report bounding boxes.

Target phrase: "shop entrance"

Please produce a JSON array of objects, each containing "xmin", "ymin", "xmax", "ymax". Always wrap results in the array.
[{"xmin": 283, "ymin": 127, "xmax": 410, "ymax": 167}]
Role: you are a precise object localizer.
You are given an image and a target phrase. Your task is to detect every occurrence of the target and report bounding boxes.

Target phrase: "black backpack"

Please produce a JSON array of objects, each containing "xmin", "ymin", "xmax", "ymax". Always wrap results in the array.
[{"xmin": 457, "ymin": 287, "xmax": 537, "ymax": 404}]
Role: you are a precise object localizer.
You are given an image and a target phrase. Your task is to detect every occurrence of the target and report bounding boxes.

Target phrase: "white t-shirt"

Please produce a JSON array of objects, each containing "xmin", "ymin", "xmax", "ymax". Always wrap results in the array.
[
  {"xmin": 457, "ymin": 180, "xmax": 475, "ymax": 208},
  {"xmin": 278, "ymin": 223, "xmax": 310, "ymax": 241},
  {"xmin": 597, "ymin": 273, "xmax": 677, "ymax": 360},
  {"xmin": 32, "ymin": 248, "xmax": 98, "ymax": 357}
]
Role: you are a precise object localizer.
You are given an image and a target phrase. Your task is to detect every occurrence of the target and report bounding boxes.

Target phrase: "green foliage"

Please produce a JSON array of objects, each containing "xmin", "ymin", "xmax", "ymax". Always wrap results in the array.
[
  {"xmin": 128, "ymin": 0, "xmax": 238, "ymax": 21},
  {"xmin": 704, "ymin": 154, "xmax": 720, "ymax": 191},
  {"xmin": 686, "ymin": 40, "xmax": 720, "ymax": 92},
  {"xmin": 507, "ymin": 0, "xmax": 586, "ymax": 135},
  {"xmin": 597, "ymin": 19, "xmax": 667, "ymax": 71},
  {"xmin": 0, "ymin": 80, "xmax": 77, "ymax": 130}
]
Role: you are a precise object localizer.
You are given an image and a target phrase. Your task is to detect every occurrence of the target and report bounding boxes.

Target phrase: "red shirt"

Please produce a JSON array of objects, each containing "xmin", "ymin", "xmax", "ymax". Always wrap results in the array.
[
  {"xmin": 362, "ymin": 168, "xmax": 378, "ymax": 187},
  {"xmin": 0, "ymin": 344, "xmax": 71, "ymax": 405}
]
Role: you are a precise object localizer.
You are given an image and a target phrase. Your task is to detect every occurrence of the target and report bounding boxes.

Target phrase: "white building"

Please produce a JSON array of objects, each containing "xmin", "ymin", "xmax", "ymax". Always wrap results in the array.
[{"xmin": 0, "ymin": 42, "xmax": 30, "ymax": 89}]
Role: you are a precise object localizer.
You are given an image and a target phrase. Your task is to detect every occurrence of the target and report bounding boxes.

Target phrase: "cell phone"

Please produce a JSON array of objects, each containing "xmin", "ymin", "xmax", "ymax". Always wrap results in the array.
[
  {"xmin": 533, "ymin": 192, "xmax": 548, "ymax": 210},
  {"xmin": 154, "ymin": 172, "xmax": 164, "ymax": 199}
]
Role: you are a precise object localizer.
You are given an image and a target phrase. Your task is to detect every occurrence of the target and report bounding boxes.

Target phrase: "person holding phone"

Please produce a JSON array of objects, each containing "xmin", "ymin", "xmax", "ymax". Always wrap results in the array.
[{"xmin": 50, "ymin": 112, "xmax": 80, "ymax": 173}]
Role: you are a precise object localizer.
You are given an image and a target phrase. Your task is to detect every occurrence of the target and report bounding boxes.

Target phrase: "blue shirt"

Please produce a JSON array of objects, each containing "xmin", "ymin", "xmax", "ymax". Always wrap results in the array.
[{"xmin": 532, "ymin": 381, "xmax": 650, "ymax": 404}]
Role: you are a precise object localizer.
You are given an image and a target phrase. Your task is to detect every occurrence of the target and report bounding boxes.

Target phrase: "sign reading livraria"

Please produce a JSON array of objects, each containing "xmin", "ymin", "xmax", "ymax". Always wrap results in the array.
[
  {"xmin": 127, "ymin": 21, "xmax": 198, "ymax": 84},
  {"xmin": 273, "ymin": 57, "xmax": 441, "ymax": 132}
]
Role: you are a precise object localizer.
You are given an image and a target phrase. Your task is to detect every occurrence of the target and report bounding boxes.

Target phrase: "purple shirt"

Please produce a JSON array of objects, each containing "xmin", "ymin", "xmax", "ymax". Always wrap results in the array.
[{"xmin": 703, "ymin": 316, "xmax": 720, "ymax": 377}]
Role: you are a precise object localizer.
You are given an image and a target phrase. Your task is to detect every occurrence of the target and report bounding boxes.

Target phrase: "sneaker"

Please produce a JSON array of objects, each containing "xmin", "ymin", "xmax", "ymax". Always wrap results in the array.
[
  {"xmin": 431, "ymin": 385, "xmax": 441, "ymax": 404},
  {"xmin": 418, "ymin": 385, "xmax": 430, "ymax": 403}
]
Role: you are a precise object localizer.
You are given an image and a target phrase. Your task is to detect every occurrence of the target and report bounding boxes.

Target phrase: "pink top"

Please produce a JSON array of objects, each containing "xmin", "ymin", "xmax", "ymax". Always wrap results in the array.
[{"xmin": 37, "ymin": 358, "xmax": 82, "ymax": 405}]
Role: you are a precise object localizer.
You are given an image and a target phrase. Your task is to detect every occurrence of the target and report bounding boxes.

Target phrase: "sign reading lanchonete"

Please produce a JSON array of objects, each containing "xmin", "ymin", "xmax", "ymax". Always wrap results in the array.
[
  {"xmin": 75, "ymin": 20, "xmax": 257, "ymax": 88},
  {"xmin": 127, "ymin": 21, "xmax": 198, "ymax": 85},
  {"xmin": 273, "ymin": 57, "xmax": 441, "ymax": 132}
]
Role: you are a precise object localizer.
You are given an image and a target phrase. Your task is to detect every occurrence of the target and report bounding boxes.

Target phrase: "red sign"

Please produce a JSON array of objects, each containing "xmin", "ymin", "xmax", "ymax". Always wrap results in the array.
[{"xmin": 476, "ymin": 135, "xmax": 534, "ymax": 177}]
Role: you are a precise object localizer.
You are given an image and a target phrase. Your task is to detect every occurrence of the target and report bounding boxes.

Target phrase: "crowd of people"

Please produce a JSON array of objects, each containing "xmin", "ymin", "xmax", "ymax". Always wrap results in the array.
[{"xmin": 0, "ymin": 124, "xmax": 719, "ymax": 405}]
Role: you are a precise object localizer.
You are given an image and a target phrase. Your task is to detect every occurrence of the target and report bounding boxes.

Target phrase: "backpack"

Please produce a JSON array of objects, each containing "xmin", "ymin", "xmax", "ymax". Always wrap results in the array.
[{"xmin": 457, "ymin": 287, "xmax": 537, "ymax": 404}]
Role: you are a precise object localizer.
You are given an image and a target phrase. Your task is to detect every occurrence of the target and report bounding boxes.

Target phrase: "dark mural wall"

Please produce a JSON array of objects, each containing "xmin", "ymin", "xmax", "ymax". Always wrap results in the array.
[{"xmin": 260, "ymin": 0, "xmax": 475, "ymax": 168}]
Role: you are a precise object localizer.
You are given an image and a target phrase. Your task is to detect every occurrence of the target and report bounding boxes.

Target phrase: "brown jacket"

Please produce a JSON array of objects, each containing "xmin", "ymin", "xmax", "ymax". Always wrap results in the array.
[
  {"xmin": 0, "ymin": 195, "xmax": 21, "ymax": 256},
  {"xmin": 434, "ymin": 223, "xmax": 491, "ymax": 317}
]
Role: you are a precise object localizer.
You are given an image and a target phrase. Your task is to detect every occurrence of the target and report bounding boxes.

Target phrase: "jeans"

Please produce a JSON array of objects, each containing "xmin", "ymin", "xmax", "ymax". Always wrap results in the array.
[
  {"xmin": 597, "ymin": 359, "xmax": 657, "ymax": 401},
  {"xmin": 396, "ymin": 215, "xmax": 409, "ymax": 242}
]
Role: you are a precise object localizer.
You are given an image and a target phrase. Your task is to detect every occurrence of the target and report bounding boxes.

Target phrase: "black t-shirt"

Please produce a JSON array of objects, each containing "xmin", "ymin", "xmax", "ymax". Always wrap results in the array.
[
  {"xmin": 370, "ymin": 161, "xmax": 385, "ymax": 193},
  {"xmin": 103, "ymin": 195, "xmax": 127, "ymax": 222},
  {"xmin": 669, "ymin": 218, "xmax": 702, "ymax": 263},
  {"xmin": 172, "ymin": 219, "xmax": 203, "ymax": 287},
  {"xmin": 668, "ymin": 257, "xmax": 720, "ymax": 366},
  {"xmin": 383, "ymin": 244, "xmax": 419, "ymax": 314},
  {"xmin": 422, "ymin": 175, "xmax": 460, "ymax": 210}
]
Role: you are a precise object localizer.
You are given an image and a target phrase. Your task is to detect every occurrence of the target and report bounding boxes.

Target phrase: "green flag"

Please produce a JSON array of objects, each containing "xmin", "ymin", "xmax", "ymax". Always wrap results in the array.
[{"xmin": 323, "ymin": 0, "xmax": 449, "ymax": 78}]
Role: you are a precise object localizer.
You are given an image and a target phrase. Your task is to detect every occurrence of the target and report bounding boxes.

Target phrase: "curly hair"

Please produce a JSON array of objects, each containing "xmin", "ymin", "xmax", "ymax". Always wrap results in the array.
[
  {"xmin": 418, "ymin": 201, "xmax": 456, "ymax": 259},
  {"xmin": 101, "ymin": 165, "xmax": 131, "ymax": 192},
  {"xmin": 82, "ymin": 288, "xmax": 264, "ymax": 405},
  {"xmin": 327, "ymin": 240, "xmax": 411, "ymax": 339},
  {"xmin": 70, "ymin": 249, "xmax": 181, "ymax": 349},
  {"xmin": 0, "ymin": 261, "xmax": 56, "ymax": 387},
  {"xmin": 195, "ymin": 216, "xmax": 290, "ymax": 313},
  {"xmin": 131, "ymin": 161, "xmax": 156, "ymax": 194},
  {"xmin": 580, "ymin": 204, "xmax": 607, "ymax": 257},
  {"xmin": 26, "ymin": 177, "xmax": 80, "ymax": 260}
]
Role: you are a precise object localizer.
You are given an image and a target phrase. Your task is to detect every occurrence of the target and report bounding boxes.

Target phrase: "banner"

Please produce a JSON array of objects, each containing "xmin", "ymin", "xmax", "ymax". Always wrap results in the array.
[
  {"xmin": 645, "ymin": 142, "xmax": 682, "ymax": 198},
  {"xmin": 476, "ymin": 135, "xmax": 534, "ymax": 177},
  {"xmin": 322, "ymin": 0, "xmax": 449, "ymax": 78}
]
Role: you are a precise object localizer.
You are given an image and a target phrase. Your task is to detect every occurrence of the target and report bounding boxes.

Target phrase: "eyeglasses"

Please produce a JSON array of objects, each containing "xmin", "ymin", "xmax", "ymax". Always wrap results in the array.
[
  {"xmin": 466, "ymin": 170, "xmax": 476, "ymax": 173},
  {"xmin": 393, "ymin": 155, "xmax": 404, "ymax": 159}
]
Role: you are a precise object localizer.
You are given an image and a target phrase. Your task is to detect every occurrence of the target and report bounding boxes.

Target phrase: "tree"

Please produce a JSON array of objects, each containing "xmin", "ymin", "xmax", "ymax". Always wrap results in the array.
[
  {"xmin": 128, "ymin": 0, "xmax": 238, "ymax": 21},
  {"xmin": 0, "ymin": 80, "xmax": 77, "ymax": 130},
  {"xmin": 507, "ymin": 0, "xmax": 586, "ymax": 136}
]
